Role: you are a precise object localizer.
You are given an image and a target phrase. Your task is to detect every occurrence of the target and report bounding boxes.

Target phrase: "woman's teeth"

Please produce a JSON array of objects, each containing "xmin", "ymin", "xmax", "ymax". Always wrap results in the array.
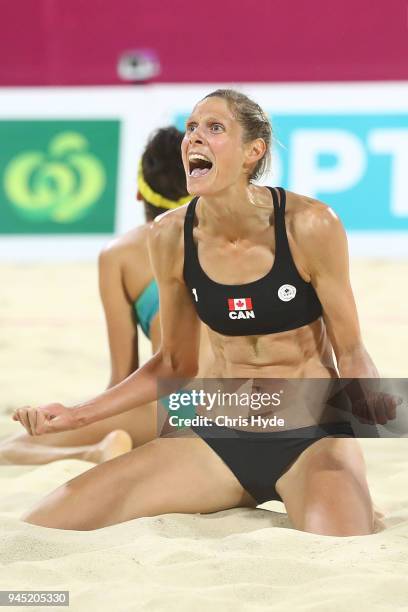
[{"xmin": 188, "ymin": 153, "xmax": 213, "ymax": 177}]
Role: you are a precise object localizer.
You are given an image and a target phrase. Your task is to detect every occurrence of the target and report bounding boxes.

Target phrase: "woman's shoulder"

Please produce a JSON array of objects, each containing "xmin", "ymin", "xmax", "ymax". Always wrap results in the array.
[
  {"xmin": 99, "ymin": 224, "xmax": 150, "ymax": 270},
  {"xmin": 284, "ymin": 189, "xmax": 344, "ymax": 240},
  {"xmin": 276, "ymin": 189, "xmax": 348, "ymax": 276},
  {"xmin": 149, "ymin": 204, "xmax": 190, "ymax": 246}
]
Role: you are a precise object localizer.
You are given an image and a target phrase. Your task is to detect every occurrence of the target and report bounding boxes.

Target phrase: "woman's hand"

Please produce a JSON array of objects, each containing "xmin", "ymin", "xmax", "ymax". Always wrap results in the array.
[
  {"xmin": 12, "ymin": 403, "xmax": 79, "ymax": 435},
  {"xmin": 351, "ymin": 391, "xmax": 401, "ymax": 426}
]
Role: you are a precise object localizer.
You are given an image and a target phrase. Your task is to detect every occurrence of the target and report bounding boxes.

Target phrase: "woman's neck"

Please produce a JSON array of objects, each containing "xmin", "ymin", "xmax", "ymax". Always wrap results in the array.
[{"xmin": 197, "ymin": 183, "xmax": 273, "ymax": 241}]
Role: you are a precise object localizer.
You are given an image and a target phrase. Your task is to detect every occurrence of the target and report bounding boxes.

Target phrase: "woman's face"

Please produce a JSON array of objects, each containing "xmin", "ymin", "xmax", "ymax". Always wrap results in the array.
[{"xmin": 181, "ymin": 97, "xmax": 254, "ymax": 196}]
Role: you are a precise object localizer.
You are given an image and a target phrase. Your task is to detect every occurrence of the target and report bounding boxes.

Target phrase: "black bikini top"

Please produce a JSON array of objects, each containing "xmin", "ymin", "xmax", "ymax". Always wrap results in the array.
[{"xmin": 183, "ymin": 187, "xmax": 323, "ymax": 336}]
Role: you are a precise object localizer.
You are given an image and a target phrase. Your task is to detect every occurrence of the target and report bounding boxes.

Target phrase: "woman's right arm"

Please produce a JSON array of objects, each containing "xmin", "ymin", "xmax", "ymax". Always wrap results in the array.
[{"xmin": 14, "ymin": 211, "xmax": 201, "ymax": 435}]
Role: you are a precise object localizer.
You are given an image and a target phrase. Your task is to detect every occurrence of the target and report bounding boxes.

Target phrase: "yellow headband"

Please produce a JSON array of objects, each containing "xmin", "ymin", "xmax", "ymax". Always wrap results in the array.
[{"xmin": 137, "ymin": 161, "xmax": 191, "ymax": 210}]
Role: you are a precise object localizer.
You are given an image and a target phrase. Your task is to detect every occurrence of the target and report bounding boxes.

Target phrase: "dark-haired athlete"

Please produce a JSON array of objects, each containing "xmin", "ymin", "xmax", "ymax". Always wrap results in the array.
[
  {"xmin": 15, "ymin": 91, "xmax": 385, "ymax": 536},
  {"xmin": 2, "ymin": 127, "xmax": 199, "ymax": 465}
]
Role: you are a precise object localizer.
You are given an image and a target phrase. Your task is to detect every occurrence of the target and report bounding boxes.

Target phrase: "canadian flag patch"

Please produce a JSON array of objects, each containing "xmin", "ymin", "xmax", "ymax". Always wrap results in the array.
[
  {"xmin": 228, "ymin": 297, "xmax": 253, "ymax": 311},
  {"xmin": 228, "ymin": 297, "xmax": 255, "ymax": 320}
]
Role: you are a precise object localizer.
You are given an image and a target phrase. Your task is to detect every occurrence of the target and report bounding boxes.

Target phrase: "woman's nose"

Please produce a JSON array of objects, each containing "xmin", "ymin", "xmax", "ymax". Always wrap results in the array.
[{"xmin": 190, "ymin": 127, "xmax": 204, "ymax": 144}]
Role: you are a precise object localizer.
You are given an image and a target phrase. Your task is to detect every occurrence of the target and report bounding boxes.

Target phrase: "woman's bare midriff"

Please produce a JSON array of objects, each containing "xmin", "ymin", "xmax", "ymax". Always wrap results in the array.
[
  {"xmin": 203, "ymin": 317, "xmax": 337, "ymax": 379},
  {"xmin": 192, "ymin": 318, "xmax": 340, "ymax": 432}
]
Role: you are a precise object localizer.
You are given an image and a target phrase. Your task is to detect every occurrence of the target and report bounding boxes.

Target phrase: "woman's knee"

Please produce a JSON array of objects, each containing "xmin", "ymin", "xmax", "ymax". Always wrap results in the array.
[
  {"xmin": 302, "ymin": 443, "xmax": 373, "ymax": 535},
  {"xmin": 278, "ymin": 438, "xmax": 374, "ymax": 535},
  {"xmin": 21, "ymin": 446, "xmax": 161, "ymax": 530},
  {"xmin": 300, "ymin": 475, "xmax": 375, "ymax": 536},
  {"xmin": 22, "ymin": 482, "xmax": 79, "ymax": 529}
]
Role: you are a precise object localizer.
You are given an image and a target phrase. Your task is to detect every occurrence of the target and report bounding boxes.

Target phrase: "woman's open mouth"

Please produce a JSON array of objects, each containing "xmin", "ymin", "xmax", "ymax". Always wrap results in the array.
[{"xmin": 188, "ymin": 153, "xmax": 213, "ymax": 178}]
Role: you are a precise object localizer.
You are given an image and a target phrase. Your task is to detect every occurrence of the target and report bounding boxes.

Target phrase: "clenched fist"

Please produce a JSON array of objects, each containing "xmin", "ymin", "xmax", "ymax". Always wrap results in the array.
[
  {"xmin": 350, "ymin": 391, "xmax": 400, "ymax": 425},
  {"xmin": 12, "ymin": 403, "xmax": 79, "ymax": 435}
]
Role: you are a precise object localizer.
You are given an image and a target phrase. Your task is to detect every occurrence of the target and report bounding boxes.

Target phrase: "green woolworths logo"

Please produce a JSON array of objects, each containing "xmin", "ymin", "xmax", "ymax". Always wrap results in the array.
[{"xmin": 4, "ymin": 132, "xmax": 106, "ymax": 223}]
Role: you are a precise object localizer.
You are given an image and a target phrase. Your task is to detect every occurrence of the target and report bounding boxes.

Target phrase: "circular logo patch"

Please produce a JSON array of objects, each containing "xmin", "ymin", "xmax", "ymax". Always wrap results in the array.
[{"xmin": 278, "ymin": 284, "xmax": 297, "ymax": 302}]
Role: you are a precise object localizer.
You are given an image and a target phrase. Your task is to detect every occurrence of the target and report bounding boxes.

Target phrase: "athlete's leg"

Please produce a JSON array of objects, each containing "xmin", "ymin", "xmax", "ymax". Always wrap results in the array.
[
  {"xmin": 275, "ymin": 437, "xmax": 375, "ymax": 536},
  {"xmin": 0, "ymin": 430, "xmax": 132, "ymax": 465},
  {"xmin": 22, "ymin": 434, "xmax": 257, "ymax": 530},
  {"xmin": 0, "ymin": 403, "xmax": 157, "ymax": 465}
]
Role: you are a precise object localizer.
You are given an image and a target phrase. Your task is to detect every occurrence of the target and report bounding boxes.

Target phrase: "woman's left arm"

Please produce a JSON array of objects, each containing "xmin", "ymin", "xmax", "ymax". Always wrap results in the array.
[
  {"xmin": 297, "ymin": 203, "xmax": 379, "ymax": 378},
  {"xmin": 294, "ymin": 199, "xmax": 400, "ymax": 426}
]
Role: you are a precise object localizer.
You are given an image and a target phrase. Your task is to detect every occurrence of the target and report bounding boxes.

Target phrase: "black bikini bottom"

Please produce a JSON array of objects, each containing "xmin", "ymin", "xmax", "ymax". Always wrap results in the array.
[{"xmin": 191, "ymin": 421, "xmax": 355, "ymax": 504}]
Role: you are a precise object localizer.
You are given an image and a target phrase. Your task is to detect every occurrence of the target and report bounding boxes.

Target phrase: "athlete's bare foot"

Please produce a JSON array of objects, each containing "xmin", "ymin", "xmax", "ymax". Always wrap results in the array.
[{"xmin": 85, "ymin": 430, "xmax": 133, "ymax": 464}]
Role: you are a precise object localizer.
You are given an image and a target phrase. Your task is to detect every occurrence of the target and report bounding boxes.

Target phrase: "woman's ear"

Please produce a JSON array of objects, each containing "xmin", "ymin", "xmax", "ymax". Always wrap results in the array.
[
  {"xmin": 136, "ymin": 190, "xmax": 143, "ymax": 201},
  {"xmin": 249, "ymin": 138, "xmax": 266, "ymax": 162},
  {"xmin": 244, "ymin": 138, "xmax": 266, "ymax": 171}
]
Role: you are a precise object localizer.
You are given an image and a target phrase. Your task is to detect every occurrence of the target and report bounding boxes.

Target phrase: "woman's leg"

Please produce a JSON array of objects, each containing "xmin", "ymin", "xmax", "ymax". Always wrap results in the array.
[
  {"xmin": 0, "ymin": 403, "xmax": 157, "ymax": 465},
  {"xmin": 275, "ymin": 437, "xmax": 376, "ymax": 536},
  {"xmin": 0, "ymin": 430, "xmax": 132, "ymax": 465},
  {"xmin": 22, "ymin": 434, "xmax": 257, "ymax": 530}
]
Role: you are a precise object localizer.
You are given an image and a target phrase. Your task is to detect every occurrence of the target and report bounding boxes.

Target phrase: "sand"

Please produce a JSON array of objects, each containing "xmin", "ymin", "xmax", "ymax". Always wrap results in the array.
[{"xmin": 0, "ymin": 261, "xmax": 407, "ymax": 611}]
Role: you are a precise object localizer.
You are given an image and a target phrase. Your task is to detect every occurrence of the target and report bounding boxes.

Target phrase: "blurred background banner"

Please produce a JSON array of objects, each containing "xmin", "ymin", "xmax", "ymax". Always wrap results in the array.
[
  {"xmin": 0, "ymin": 120, "xmax": 119, "ymax": 234},
  {"xmin": 1, "ymin": 83, "xmax": 408, "ymax": 260}
]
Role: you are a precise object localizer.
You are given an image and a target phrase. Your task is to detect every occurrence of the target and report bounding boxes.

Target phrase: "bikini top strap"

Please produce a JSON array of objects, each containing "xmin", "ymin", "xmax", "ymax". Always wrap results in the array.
[
  {"xmin": 183, "ymin": 196, "xmax": 199, "ymax": 266},
  {"xmin": 270, "ymin": 186, "xmax": 292, "ymax": 260}
]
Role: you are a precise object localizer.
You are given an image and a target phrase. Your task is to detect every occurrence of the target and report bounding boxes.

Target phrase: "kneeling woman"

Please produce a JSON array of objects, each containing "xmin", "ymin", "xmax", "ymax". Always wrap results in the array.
[{"xmin": 14, "ymin": 89, "xmax": 379, "ymax": 536}]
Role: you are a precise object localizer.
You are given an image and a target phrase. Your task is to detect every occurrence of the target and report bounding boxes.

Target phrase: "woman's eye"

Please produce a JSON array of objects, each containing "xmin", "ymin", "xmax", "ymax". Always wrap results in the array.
[
  {"xmin": 211, "ymin": 124, "xmax": 223, "ymax": 131},
  {"xmin": 186, "ymin": 125, "xmax": 196, "ymax": 132}
]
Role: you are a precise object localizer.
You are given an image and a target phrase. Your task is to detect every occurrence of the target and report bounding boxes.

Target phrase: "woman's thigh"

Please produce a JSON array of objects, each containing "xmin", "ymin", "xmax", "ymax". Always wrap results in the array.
[
  {"xmin": 275, "ymin": 436, "xmax": 374, "ymax": 536},
  {"xmin": 23, "ymin": 433, "xmax": 257, "ymax": 530}
]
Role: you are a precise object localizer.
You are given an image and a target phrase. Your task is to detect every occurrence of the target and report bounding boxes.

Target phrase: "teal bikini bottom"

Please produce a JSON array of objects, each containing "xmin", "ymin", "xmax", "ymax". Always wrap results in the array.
[{"xmin": 133, "ymin": 279, "xmax": 159, "ymax": 339}]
